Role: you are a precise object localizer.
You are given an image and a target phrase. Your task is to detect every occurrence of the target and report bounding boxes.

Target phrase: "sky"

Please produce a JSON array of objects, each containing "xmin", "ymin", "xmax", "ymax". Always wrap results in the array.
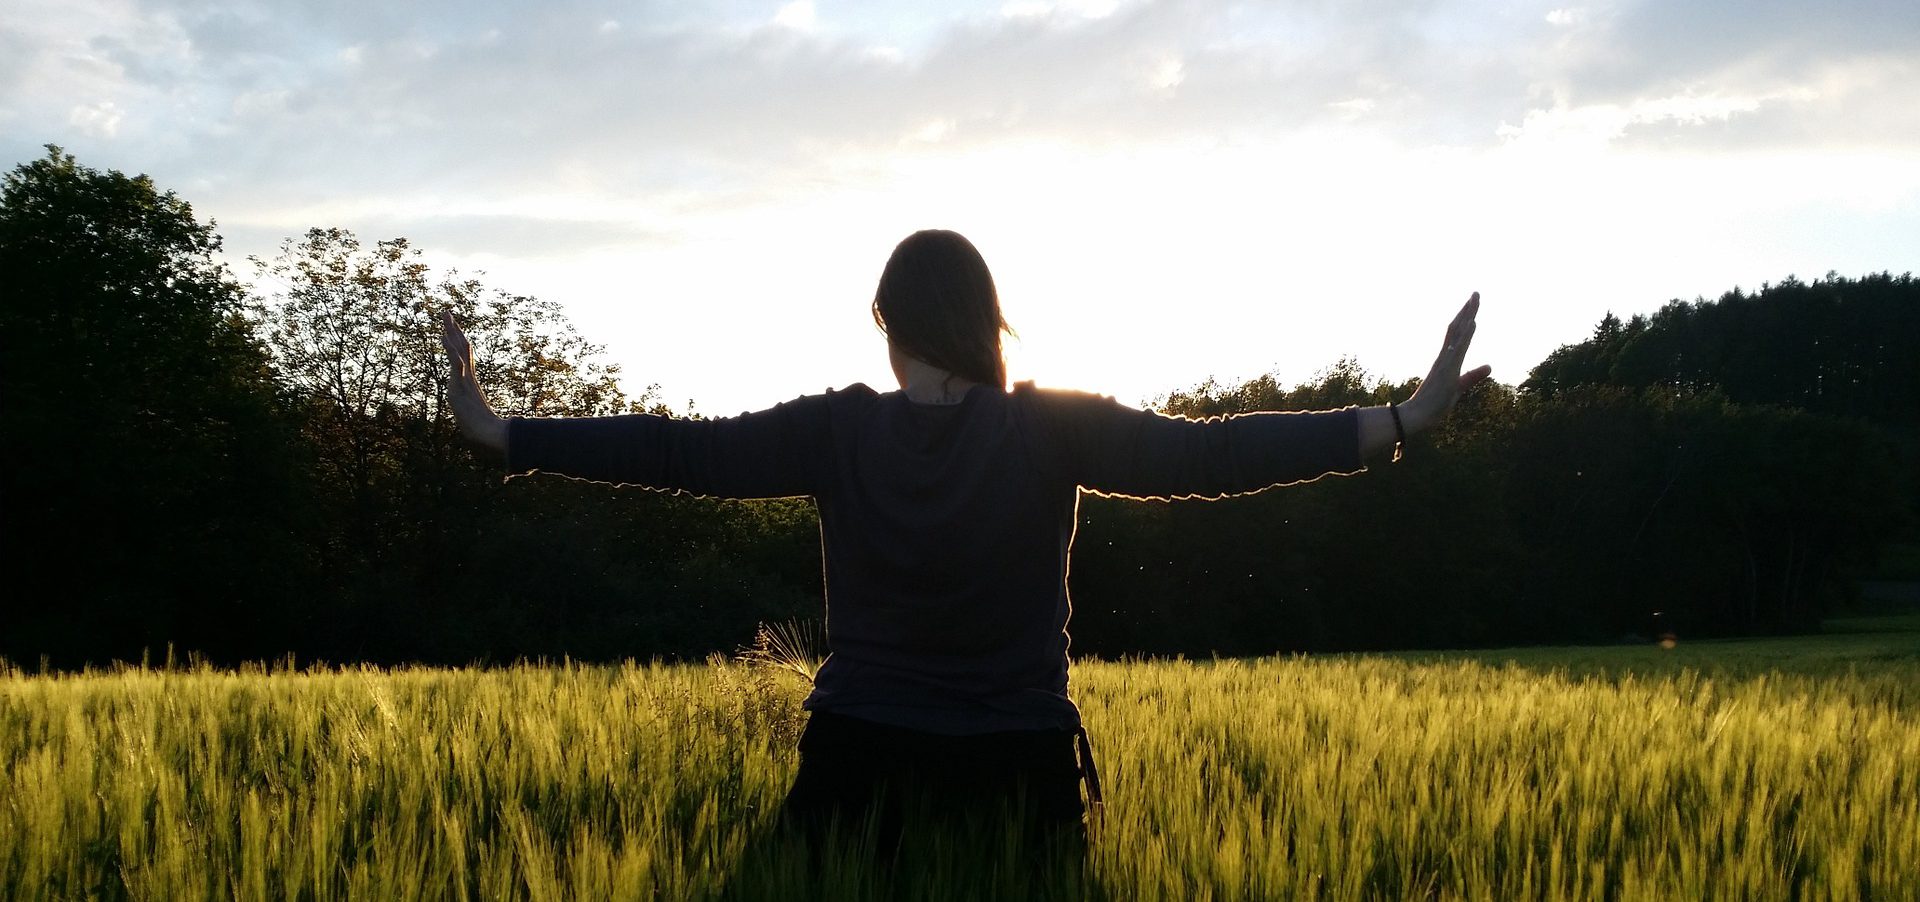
[{"xmin": 4, "ymin": 0, "xmax": 1918, "ymax": 414}]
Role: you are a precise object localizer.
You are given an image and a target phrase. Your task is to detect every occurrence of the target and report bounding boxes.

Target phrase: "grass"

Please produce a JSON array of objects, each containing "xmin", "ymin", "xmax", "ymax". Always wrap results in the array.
[{"xmin": 4, "ymin": 618, "xmax": 1917, "ymax": 900}]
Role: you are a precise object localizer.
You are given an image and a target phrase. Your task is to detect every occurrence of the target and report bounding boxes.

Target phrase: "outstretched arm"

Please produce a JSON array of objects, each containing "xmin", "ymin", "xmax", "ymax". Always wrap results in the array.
[
  {"xmin": 504, "ymin": 399, "xmax": 829, "ymax": 498},
  {"xmin": 1356, "ymin": 292, "xmax": 1490, "ymax": 459},
  {"xmin": 442, "ymin": 310, "xmax": 828, "ymax": 498},
  {"xmin": 443, "ymin": 310, "xmax": 508, "ymax": 453},
  {"xmin": 1045, "ymin": 292, "xmax": 1490, "ymax": 499}
]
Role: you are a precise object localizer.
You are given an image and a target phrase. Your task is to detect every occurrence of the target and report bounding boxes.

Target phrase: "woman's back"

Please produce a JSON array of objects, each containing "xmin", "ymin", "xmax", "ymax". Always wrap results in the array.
[
  {"xmin": 506, "ymin": 379, "xmax": 1364, "ymax": 735},
  {"xmin": 814, "ymin": 382, "xmax": 1081, "ymax": 734}
]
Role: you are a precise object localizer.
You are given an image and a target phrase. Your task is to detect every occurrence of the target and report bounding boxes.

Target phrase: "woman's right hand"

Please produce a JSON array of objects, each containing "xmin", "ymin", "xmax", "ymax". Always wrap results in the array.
[{"xmin": 442, "ymin": 310, "xmax": 508, "ymax": 454}]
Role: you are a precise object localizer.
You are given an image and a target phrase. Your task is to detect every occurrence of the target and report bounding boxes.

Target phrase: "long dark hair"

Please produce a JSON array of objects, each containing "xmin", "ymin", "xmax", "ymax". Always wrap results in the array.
[{"xmin": 872, "ymin": 230, "xmax": 1013, "ymax": 389}]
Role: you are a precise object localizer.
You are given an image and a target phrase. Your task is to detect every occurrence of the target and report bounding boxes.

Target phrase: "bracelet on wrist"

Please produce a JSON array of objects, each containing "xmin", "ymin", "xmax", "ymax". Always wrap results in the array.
[{"xmin": 1388, "ymin": 401, "xmax": 1407, "ymax": 463}]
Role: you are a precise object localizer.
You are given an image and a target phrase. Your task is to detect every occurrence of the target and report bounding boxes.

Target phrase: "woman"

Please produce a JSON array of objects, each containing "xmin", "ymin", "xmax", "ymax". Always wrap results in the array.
[{"xmin": 440, "ymin": 229, "xmax": 1487, "ymax": 854}]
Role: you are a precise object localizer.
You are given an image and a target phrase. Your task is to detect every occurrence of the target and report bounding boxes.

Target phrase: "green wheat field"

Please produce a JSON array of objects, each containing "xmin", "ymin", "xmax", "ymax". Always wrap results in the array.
[{"xmin": 5, "ymin": 618, "xmax": 1918, "ymax": 901}]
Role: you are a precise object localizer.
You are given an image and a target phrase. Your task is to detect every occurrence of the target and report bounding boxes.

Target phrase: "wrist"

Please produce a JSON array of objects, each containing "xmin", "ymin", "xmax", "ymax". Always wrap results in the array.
[
  {"xmin": 484, "ymin": 413, "xmax": 509, "ymax": 454},
  {"xmin": 1400, "ymin": 394, "xmax": 1441, "ymax": 435}
]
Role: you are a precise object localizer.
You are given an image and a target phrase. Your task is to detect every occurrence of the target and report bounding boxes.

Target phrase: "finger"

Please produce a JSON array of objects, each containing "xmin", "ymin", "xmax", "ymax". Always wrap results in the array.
[
  {"xmin": 1442, "ymin": 305, "xmax": 1469, "ymax": 351},
  {"xmin": 1453, "ymin": 290, "xmax": 1481, "ymax": 332},
  {"xmin": 1454, "ymin": 319, "xmax": 1477, "ymax": 355},
  {"xmin": 442, "ymin": 313, "xmax": 476, "ymax": 384},
  {"xmin": 1457, "ymin": 364, "xmax": 1492, "ymax": 392}
]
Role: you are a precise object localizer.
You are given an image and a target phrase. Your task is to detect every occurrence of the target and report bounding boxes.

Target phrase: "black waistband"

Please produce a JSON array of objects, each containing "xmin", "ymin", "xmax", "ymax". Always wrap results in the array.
[
  {"xmin": 803, "ymin": 710, "xmax": 1105, "ymax": 824},
  {"xmin": 1074, "ymin": 724, "xmax": 1104, "ymax": 827}
]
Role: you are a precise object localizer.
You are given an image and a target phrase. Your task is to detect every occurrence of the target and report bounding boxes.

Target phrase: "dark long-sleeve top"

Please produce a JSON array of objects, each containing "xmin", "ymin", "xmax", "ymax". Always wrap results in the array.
[{"xmin": 506, "ymin": 382, "xmax": 1364, "ymax": 735}]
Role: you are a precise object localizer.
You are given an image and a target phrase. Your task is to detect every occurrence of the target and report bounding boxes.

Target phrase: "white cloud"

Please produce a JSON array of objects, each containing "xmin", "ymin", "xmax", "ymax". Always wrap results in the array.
[
  {"xmin": 909, "ymin": 118, "xmax": 956, "ymax": 143},
  {"xmin": 773, "ymin": 0, "xmax": 815, "ymax": 31},
  {"xmin": 1001, "ymin": 0, "xmax": 1119, "ymax": 19},
  {"xmin": 1149, "ymin": 56, "xmax": 1184, "ymax": 92},
  {"xmin": 67, "ymin": 100, "xmax": 123, "ymax": 137},
  {"xmin": 1498, "ymin": 94, "xmax": 1739, "ymax": 147},
  {"xmin": 1327, "ymin": 97, "xmax": 1375, "ymax": 121},
  {"xmin": 230, "ymin": 89, "xmax": 287, "ymax": 118},
  {"xmin": 1544, "ymin": 8, "xmax": 1586, "ymax": 27}
]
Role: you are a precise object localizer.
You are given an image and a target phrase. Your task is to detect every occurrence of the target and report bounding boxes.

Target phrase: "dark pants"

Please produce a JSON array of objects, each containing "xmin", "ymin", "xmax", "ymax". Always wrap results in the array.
[{"xmin": 778, "ymin": 710, "xmax": 1089, "ymax": 853}]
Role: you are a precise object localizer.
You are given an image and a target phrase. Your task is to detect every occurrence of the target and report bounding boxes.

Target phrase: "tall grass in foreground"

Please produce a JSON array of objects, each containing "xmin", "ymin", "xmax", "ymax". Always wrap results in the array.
[{"xmin": 3, "ymin": 622, "xmax": 1917, "ymax": 900}]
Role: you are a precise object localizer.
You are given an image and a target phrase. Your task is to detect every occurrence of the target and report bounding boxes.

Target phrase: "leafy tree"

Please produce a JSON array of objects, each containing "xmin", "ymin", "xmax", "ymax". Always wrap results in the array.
[
  {"xmin": 247, "ymin": 228, "xmax": 647, "ymax": 657},
  {"xmin": 0, "ymin": 146, "xmax": 306, "ymax": 666},
  {"xmin": 251, "ymin": 228, "xmax": 633, "ymax": 524},
  {"xmin": 245, "ymin": 228, "xmax": 827, "ymax": 663}
]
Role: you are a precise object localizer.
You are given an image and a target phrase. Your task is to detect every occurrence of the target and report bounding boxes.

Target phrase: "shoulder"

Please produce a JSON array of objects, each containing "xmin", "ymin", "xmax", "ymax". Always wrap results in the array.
[
  {"xmin": 750, "ymin": 383, "xmax": 878, "ymax": 415},
  {"xmin": 810, "ymin": 383, "xmax": 884, "ymax": 429},
  {"xmin": 823, "ymin": 382, "xmax": 882, "ymax": 404},
  {"xmin": 1011, "ymin": 380, "xmax": 1101, "ymax": 403},
  {"xmin": 820, "ymin": 382, "xmax": 883, "ymax": 414},
  {"xmin": 702, "ymin": 386, "xmax": 875, "ymax": 434},
  {"xmin": 1009, "ymin": 380, "xmax": 1133, "ymax": 418}
]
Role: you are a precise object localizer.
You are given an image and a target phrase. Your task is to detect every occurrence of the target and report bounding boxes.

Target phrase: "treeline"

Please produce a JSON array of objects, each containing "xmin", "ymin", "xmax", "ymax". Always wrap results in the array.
[
  {"xmin": 1073, "ymin": 355, "xmax": 1908, "ymax": 654},
  {"xmin": 1, "ymin": 148, "xmax": 1913, "ymax": 667},
  {"xmin": 2, "ymin": 148, "xmax": 822, "ymax": 668}
]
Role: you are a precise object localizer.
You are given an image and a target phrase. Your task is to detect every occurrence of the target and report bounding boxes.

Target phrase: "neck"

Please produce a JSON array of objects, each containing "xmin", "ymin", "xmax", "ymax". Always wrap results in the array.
[{"xmin": 891, "ymin": 348, "xmax": 980, "ymax": 405}]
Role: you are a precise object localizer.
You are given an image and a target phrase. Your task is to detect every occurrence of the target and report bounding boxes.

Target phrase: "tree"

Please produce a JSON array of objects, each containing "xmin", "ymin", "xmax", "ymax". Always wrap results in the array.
[
  {"xmin": 247, "ymin": 228, "xmax": 649, "ymax": 658},
  {"xmin": 1500, "ymin": 387, "xmax": 1905, "ymax": 637},
  {"xmin": 0, "ymin": 146, "xmax": 306, "ymax": 666},
  {"xmin": 252, "ymin": 229, "xmax": 634, "ymax": 531},
  {"xmin": 1523, "ymin": 273, "xmax": 1920, "ymax": 581}
]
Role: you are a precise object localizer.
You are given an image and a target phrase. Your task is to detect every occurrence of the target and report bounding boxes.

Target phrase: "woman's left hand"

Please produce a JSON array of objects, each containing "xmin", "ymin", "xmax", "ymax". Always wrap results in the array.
[{"xmin": 1404, "ymin": 292, "xmax": 1491, "ymax": 431}]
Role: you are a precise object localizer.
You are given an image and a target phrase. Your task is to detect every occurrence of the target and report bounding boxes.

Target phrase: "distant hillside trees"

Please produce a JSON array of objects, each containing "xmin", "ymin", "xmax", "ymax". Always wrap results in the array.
[
  {"xmin": 1069, "ymin": 299, "xmax": 1910, "ymax": 652},
  {"xmin": 1526, "ymin": 274, "xmax": 1920, "ymax": 426},
  {"xmin": 1067, "ymin": 364, "xmax": 1528, "ymax": 654},
  {"xmin": 1524, "ymin": 273, "xmax": 1918, "ymax": 572},
  {"xmin": 1499, "ymin": 387, "xmax": 1903, "ymax": 637}
]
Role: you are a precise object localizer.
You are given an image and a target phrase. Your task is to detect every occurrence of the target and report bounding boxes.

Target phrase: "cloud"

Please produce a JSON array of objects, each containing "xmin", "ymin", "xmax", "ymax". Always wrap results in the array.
[
  {"xmin": 1567, "ymin": 0, "xmax": 1919, "ymax": 94},
  {"xmin": 3, "ymin": 0, "xmax": 1912, "ymax": 250},
  {"xmin": 1516, "ymin": 0, "xmax": 1920, "ymax": 149},
  {"xmin": 773, "ymin": 0, "xmax": 815, "ymax": 31},
  {"xmin": 0, "ymin": 0, "xmax": 1521, "ymax": 195},
  {"xmin": 67, "ymin": 100, "xmax": 124, "ymax": 137},
  {"xmin": 381, "ymin": 213, "xmax": 670, "ymax": 259}
]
